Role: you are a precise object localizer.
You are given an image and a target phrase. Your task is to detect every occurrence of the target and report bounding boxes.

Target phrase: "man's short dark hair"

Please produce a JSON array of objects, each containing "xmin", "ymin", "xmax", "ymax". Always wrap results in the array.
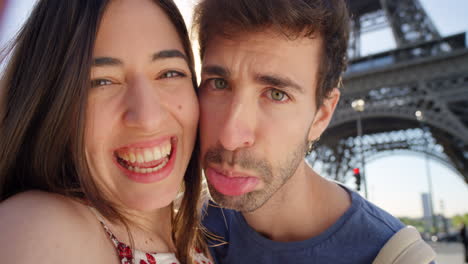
[{"xmin": 193, "ymin": 0, "xmax": 350, "ymax": 107}]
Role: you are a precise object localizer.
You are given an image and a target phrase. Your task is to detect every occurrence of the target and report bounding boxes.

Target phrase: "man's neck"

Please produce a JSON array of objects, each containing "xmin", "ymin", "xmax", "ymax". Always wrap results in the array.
[{"xmin": 242, "ymin": 162, "xmax": 351, "ymax": 242}]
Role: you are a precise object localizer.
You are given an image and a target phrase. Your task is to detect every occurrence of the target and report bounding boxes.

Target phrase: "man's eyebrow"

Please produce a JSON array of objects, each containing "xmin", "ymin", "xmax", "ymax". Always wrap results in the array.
[
  {"xmin": 152, "ymin": 49, "xmax": 187, "ymax": 61},
  {"xmin": 255, "ymin": 74, "xmax": 304, "ymax": 93},
  {"xmin": 92, "ymin": 57, "xmax": 122, "ymax": 67},
  {"xmin": 202, "ymin": 65, "xmax": 230, "ymax": 78}
]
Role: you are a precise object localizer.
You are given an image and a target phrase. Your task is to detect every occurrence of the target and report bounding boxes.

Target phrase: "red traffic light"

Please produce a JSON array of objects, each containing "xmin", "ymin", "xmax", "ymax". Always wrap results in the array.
[{"xmin": 353, "ymin": 168, "xmax": 360, "ymax": 174}]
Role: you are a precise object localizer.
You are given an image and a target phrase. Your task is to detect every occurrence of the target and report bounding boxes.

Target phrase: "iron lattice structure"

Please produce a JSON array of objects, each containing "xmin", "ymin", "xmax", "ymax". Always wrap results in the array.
[{"xmin": 310, "ymin": 0, "xmax": 468, "ymax": 184}]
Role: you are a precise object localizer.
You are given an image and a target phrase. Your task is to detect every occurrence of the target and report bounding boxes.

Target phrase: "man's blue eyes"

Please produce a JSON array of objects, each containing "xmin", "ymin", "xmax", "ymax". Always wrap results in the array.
[
  {"xmin": 268, "ymin": 89, "xmax": 287, "ymax": 101},
  {"xmin": 207, "ymin": 78, "xmax": 289, "ymax": 102},
  {"xmin": 213, "ymin": 78, "xmax": 228, "ymax": 89}
]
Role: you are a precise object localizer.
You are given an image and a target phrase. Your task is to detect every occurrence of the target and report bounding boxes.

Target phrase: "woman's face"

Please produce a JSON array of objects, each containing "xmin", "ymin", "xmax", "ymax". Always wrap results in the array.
[{"xmin": 85, "ymin": 0, "xmax": 198, "ymax": 211}]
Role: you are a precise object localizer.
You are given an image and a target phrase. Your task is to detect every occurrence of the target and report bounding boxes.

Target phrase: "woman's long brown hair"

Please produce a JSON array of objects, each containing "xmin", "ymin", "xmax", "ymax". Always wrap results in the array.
[{"xmin": 0, "ymin": 0, "xmax": 205, "ymax": 263}]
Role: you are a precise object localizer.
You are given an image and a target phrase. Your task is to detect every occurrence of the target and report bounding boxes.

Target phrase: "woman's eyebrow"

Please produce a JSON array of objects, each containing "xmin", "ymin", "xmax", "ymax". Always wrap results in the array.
[
  {"xmin": 92, "ymin": 57, "xmax": 122, "ymax": 67},
  {"xmin": 92, "ymin": 49, "xmax": 187, "ymax": 67},
  {"xmin": 152, "ymin": 49, "xmax": 187, "ymax": 62}
]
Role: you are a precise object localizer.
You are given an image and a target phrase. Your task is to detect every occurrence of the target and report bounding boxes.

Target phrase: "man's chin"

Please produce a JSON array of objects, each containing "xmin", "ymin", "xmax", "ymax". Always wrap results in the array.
[
  {"xmin": 210, "ymin": 192, "xmax": 245, "ymax": 211},
  {"xmin": 208, "ymin": 185, "xmax": 265, "ymax": 212}
]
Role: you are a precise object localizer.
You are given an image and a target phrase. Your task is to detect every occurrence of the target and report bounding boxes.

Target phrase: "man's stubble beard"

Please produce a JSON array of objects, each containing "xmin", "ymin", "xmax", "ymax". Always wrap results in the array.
[{"xmin": 205, "ymin": 139, "xmax": 309, "ymax": 212}]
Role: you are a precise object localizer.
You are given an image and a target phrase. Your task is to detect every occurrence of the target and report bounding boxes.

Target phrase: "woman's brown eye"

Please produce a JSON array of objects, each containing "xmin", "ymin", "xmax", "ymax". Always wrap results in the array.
[
  {"xmin": 91, "ymin": 79, "xmax": 113, "ymax": 87},
  {"xmin": 162, "ymin": 71, "xmax": 183, "ymax": 79}
]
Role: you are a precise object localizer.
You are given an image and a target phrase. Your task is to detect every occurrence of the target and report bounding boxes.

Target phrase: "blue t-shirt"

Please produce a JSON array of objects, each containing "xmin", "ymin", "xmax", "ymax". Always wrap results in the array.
[{"xmin": 202, "ymin": 186, "xmax": 405, "ymax": 264}]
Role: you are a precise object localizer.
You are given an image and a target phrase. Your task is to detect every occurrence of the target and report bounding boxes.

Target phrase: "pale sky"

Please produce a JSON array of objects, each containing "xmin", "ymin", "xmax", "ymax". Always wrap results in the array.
[{"xmin": 0, "ymin": 0, "xmax": 467, "ymax": 218}]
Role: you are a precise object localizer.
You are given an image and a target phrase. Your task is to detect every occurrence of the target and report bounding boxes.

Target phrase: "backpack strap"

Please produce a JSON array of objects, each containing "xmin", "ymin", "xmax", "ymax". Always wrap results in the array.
[{"xmin": 372, "ymin": 226, "xmax": 436, "ymax": 264}]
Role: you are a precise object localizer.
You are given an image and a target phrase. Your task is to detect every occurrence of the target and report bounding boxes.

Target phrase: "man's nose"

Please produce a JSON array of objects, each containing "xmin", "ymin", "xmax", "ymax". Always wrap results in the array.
[
  {"xmin": 123, "ymin": 77, "xmax": 167, "ymax": 133},
  {"xmin": 218, "ymin": 98, "xmax": 256, "ymax": 151}
]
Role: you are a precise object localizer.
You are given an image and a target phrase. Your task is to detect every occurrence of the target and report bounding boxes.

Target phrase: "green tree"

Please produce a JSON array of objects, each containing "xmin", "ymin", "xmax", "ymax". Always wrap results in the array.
[
  {"xmin": 399, "ymin": 217, "xmax": 425, "ymax": 232},
  {"xmin": 452, "ymin": 213, "xmax": 468, "ymax": 227}
]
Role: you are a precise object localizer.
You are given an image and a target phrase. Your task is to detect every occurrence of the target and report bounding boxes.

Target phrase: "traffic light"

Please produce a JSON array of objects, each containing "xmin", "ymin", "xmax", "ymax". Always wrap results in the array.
[{"xmin": 353, "ymin": 168, "xmax": 361, "ymax": 191}]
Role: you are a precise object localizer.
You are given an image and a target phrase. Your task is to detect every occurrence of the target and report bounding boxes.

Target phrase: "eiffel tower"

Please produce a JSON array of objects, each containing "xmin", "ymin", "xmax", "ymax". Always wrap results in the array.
[{"xmin": 310, "ymin": 0, "xmax": 468, "ymax": 188}]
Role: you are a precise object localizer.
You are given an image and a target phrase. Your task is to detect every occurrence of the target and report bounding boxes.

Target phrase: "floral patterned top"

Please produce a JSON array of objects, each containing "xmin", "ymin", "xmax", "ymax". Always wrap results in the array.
[{"xmin": 89, "ymin": 207, "xmax": 211, "ymax": 264}]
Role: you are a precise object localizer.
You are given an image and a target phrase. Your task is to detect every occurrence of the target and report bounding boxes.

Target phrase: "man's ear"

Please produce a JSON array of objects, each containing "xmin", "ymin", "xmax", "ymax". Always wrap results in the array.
[{"xmin": 307, "ymin": 88, "xmax": 340, "ymax": 141}]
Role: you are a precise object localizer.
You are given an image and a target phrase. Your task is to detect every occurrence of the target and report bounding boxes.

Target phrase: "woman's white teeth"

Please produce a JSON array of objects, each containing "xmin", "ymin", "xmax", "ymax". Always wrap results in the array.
[
  {"xmin": 118, "ymin": 141, "xmax": 172, "ymax": 163},
  {"xmin": 153, "ymin": 148, "xmax": 161, "ymax": 161},
  {"xmin": 129, "ymin": 153, "xmax": 136, "ymax": 163},
  {"xmin": 144, "ymin": 149, "xmax": 153, "ymax": 162},
  {"xmin": 126, "ymin": 160, "xmax": 168, "ymax": 174},
  {"xmin": 137, "ymin": 154, "xmax": 144, "ymax": 163}
]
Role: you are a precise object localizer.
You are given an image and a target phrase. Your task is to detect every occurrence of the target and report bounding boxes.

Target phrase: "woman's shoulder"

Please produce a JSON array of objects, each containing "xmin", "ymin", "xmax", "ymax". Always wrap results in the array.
[
  {"xmin": 2, "ymin": 190, "xmax": 83, "ymax": 211},
  {"xmin": 0, "ymin": 190, "xmax": 93, "ymax": 227},
  {"xmin": 0, "ymin": 190, "xmax": 116, "ymax": 263}
]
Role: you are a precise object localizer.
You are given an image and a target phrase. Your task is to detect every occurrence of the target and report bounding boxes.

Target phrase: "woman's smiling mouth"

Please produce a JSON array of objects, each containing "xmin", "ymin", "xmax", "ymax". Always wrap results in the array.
[{"xmin": 113, "ymin": 137, "xmax": 177, "ymax": 183}]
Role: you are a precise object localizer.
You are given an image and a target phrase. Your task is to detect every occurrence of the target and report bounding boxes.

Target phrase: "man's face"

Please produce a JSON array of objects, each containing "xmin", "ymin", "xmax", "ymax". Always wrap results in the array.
[{"xmin": 199, "ymin": 30, "xmax": 337, "ymax": 212}]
